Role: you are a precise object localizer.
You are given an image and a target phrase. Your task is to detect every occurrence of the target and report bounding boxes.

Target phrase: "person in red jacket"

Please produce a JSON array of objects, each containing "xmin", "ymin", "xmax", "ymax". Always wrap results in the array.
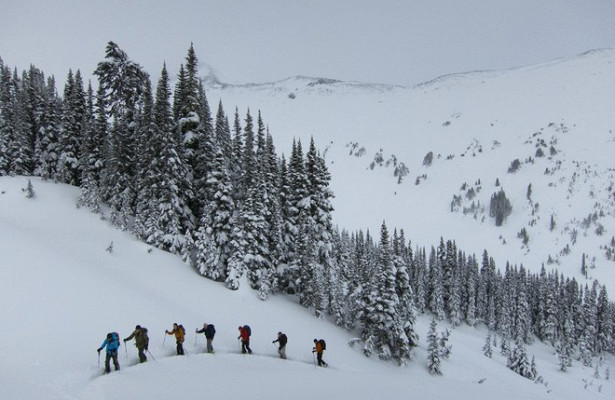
[{"xmin": 237, "ymin": 325, "xmax": 252, "ymax": 354}]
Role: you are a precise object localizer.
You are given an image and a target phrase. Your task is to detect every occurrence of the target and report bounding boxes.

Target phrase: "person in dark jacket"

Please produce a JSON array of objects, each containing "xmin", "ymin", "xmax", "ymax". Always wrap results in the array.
[
  {"xmin": 272, "ymin": 331, "xmax": 287, "ymax": 359},
  {"xmin": 237, "ymin": 326, "xmax": 252, "ymax": 354},
  {"xmin": 97, "ymin": 332, "xmax": 120, "ymax": 373},
  {"xmin": 165, "ymin": 323, "xmax": 185, "ymax": 355},
  {"xmin": 195, "ymin": 323, "xmax": 215, "ymax": 353},
  {"xmin": 124, "ymin": 325, "xmax": 149, "ymax": 363}
]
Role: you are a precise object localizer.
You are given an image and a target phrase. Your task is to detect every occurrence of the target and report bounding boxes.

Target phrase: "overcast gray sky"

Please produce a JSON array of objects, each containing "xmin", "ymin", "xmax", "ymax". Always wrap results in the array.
[{"xmin": 2, "ymin": 0, "xmax": 615, "ymax": 87}]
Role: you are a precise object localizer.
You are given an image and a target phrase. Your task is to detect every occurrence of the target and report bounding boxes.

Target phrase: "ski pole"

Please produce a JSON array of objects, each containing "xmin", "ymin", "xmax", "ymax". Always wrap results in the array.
[
  {"xmin": 98, "ymin": 351, "xmax": 101, "ymax": 367},
  {"xmin": 124, "ymin": 342, "xmax": 128, "ymax": 357},
  {"xmin": 147, "ymin": 350, "xmax": 156, "ymax": 361},
  {"xmin": 194, "ymin": 330, "xmax": 198, "ymax": 347},
  {"xmin": 163, "ymin": 333, "xmax": 166, "ymax": 347}
]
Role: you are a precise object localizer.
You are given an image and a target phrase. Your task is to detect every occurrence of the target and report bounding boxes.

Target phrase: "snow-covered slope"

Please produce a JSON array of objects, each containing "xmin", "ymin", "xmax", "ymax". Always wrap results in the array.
[
  {"xmin": 1, "ymin": 177, "xmax": 613, "ymax": 400},
  {"xmin": 203, "ymin": 49, "xmax": 615, "ymax": 292}
]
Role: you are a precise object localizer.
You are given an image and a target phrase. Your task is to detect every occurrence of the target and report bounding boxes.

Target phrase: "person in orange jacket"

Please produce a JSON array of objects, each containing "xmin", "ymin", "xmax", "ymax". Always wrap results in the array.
[
  {"xmin": 165, "ymin": 323, "xmax": 185, "ymax": 355},
  {"xmin": 312, "ymin": 338, "xmax": 328, "ymax": 367}
]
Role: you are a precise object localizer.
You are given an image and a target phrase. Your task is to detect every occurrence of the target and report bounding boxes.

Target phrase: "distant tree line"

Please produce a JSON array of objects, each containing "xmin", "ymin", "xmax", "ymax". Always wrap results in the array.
[{"xmin": 1, "ymin": 43, "xmax": 613, "ymax": 368}]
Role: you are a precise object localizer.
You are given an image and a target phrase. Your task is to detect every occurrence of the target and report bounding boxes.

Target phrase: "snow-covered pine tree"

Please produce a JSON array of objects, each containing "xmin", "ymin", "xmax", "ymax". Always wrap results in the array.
[
  {"xmin": 428, "ymin": 246, "xmax": 446, "ymax": 320},
  {"xmin": 145, "ymin": 64, "xmax": 193, "ymax": 253},
  {"xmin": 507, "ymin": 338, "xmax": 536, "ymax": 380},
  {"xmin": 240, "ymin": 184, "xmax": 271, "ymax": 295},
  {"xmin": 193, "ymin": 143, "xmax": 235, "ymax": 281},
  {"xmin": 393, "ymin": 229, "xmax": 418, "ymax": 349},
  {"xmin": 262, "ymin": 132, "xmax": 286, "ymax": 293},
  {"xmin": 94, "ymin": 41, "xmax": 148, "ymax": 229},
  {"xmin": 230, "ymin": 107, "xmax": 244, "ymax": 202},
  {"xmin": 514, "ymin": 266, "xmax": 533, "ymax": 344},
  {"xmin": 78, "ymin": 83, "xmax": 102, "ymax": 211},
  {"xmin": 464, "ymin": 254, "xmax": 479, "ymax": 326},
  {"xmin": 343, "ymin": 230, "xmax": 370, "ymax": 330},
  {"xmin": 0, "ymin": 61, "xmax": 11, "ymax": 175},
  {"xmin": 282, "ymin": 139, "xmax": 310, "ymax": 290},
  {"xmin": 596, "ymin": 284, "xmax": 614, "ymax": 353},
  {"xmin": 329, "ymin": 229, "xmax": 351, "ymax": 327},
  {"xmin": 214, "ymin": 100, "xmax": 233, "ymax": 166},
  {"xmin": 33, "ymin": 75, "xmax": 61, "ymax": 180},
  {"xmin": 427, "ymin": 318, "xmax": 442, "ymax": 374},
  {"xmin": 295, "ymin": 211, "xmax": 322, "ymax": 314},
  {"xmin": 19, "ymin": 65, "xmax": 47, "ymax": 175},
  {"xmin": 241, "ymin": 109, "xmax": 256, "ymax": 196},
  {"xmin": 174, "ymin": 44, "xmax": 211, "ymax": 221},
  {"xmin": 132, "ymin": 76, "xmax": 156, "ymax": 239},
  {"xmin": 412, "ymin": 247, "xmax": 428, "ymax": 314},
  {"xmin": 362, "ymin": 222, "xmax": 411, "ymax": 365},
  {"xmin": 8, "ymin": 69, "xmax": 31, "ymax": 176},
  {"xmin": 305, "ymin": 137, "xmax": 335, "ymax": 313},
  {"xmin": 57, "ymin": 69, "xmax": 86, "ymax": 186},
  {"xmin": 497, "ymin": 263, "xmax": 515, "ymax": 340}
]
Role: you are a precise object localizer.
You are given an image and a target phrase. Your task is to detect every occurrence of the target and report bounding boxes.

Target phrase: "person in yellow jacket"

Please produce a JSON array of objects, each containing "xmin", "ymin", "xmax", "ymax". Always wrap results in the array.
[{"xmin": 165, "ymin": 323, "xmax": 185, "ymax": 355}]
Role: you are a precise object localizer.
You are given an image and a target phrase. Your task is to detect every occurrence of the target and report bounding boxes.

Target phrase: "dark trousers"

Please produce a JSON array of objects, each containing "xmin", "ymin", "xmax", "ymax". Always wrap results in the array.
[
  {"xmin": 137, "ymin": 347, "xmax": 147, "ymax": 363},
  {"xmin": 241, "ymin": 340, "xmax": 252, "ymax": 354},
  {"xmin": 105, "ymin": 350, "xmax": 120, "ymax": 373},
  {"xmin": 316, "ymin": 352, "xmax": 327, "ymax": 366},
  {"xmin": 176, "ymin": 342, "xmax": 185, "ymax": 355}
]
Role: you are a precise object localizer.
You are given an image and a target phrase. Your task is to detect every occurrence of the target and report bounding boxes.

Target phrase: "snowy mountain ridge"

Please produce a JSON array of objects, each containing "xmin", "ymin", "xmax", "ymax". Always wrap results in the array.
[
  {"xmin": 203, "ymin": 73, "xmax": 404, "ymax": 95},
  {"xmin": 202, "ymin": 48, "xmax": 615, "ymax": 293}
]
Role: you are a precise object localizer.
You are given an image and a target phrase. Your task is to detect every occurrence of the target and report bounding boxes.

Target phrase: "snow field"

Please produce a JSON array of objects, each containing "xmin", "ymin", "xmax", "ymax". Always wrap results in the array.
[{"xmin": 1, "ymin": 176, "xmax": 613, "ymax": 400}]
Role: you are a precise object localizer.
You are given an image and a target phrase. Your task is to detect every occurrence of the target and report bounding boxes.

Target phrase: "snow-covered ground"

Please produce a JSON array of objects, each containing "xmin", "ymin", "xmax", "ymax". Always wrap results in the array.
[
  {"xmin": 1, "ymin": 177, "xmax": 613, "ymax": 400},
  {"xmin": 204, "ymin": 49, "xmax": 615, "ymax": 293}
]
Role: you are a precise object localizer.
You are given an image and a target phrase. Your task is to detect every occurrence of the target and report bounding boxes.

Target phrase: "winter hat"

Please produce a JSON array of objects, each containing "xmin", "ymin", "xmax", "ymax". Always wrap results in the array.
[{"xmin": 136, "ymin": 325, "xmax": 141, "ymax": 330}]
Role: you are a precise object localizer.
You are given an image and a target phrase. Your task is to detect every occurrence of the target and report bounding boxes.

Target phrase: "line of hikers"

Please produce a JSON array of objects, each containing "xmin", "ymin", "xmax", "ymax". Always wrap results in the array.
[{"xmin": 97, "ymin": 323, "xmax": 327, "ymax": 374}]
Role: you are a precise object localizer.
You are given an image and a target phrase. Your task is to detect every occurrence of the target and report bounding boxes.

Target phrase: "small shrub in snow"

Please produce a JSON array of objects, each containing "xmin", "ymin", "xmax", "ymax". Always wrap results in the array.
[
  {"xmin": 22, "ymin": 180, "xmax": 35, "ymax": 198},
  {"xmin": 482, "ymin": 334, "xmax": 493, "ymax": 358},
  {"xmin": 423, "ymin": 151, "xmax": 433, "ymax": 167},
  {"xmin": 489, "ymin": 189, "xmax": 512, "ymax": 226},
  {"xmin": 508, "ymin": 159, "xmax": 521, "ymax": 173}
]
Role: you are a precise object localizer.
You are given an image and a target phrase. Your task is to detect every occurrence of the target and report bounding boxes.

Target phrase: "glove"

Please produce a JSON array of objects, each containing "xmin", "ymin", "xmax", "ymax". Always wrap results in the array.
[
  {"xmin": 97, "ymin": 348, "xmax": 101, "ymax": 354},
  {"xmin": 272, "ymin": 341, "xmax": 275, "ymax": 344},
  {"xmin": 145, "ymin": 347, "xmax": 148, "ymax": 351},
  {"xmin": 123, "ymin": 339, "xmax": 127, "ymax": 342}
]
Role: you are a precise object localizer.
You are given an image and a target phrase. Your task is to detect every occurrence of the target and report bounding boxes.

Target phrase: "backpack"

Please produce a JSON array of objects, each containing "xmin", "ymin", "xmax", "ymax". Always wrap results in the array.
[
  {"xmin": 141, "ymin": 327, "xmax": 149, "ymax": 347},
  {"xmin": 318, "ymin": 339, "xmax": 326, "ymax": 351},
  {"xmin": 243, "ymin": 325, "xmax": 251, "ymax": 337},
  {"xmin": 108, "ymin": 332, "xmax": 120, "ymax": 350},
  {"xmin": 179, "ymin": 325, "xmax": 186, "ymax": 335},
  {"xmin": 206, "ymin": 324, "xmax": 216, "ymax": 337}
]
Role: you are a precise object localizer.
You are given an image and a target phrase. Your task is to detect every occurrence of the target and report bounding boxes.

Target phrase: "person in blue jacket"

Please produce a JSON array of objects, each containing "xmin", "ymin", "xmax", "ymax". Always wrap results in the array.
[{"xmin": 97, "ymin": 332, "xmax": 120, "ymax": 373}]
